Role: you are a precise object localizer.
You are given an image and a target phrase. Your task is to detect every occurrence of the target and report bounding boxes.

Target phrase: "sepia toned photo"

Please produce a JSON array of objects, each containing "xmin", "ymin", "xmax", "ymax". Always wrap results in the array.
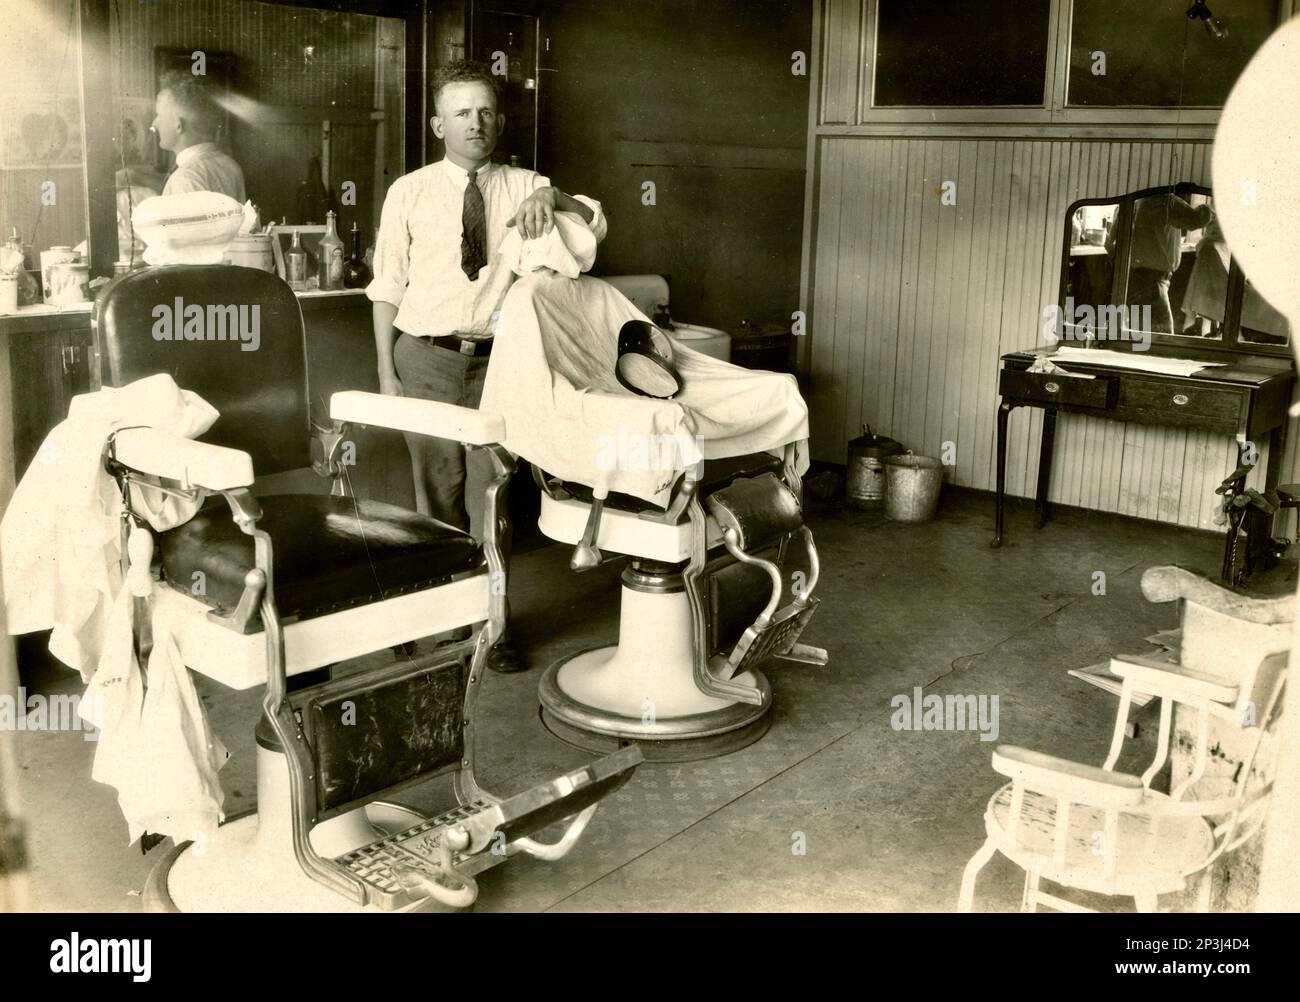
[{"xmin": 0, "ymin": 0, "xmax": 1298, "ymax": 975}]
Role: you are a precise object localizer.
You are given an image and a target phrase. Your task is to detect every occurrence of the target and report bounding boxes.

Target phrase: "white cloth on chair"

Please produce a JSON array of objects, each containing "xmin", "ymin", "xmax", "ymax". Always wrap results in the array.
[
  {"xmin": 482, "ymin": 272, "xmax": 810, "ymax": 506},
  {"xmin": 1, "ymin": 373, "xmax": 228, "ymax": 845}
]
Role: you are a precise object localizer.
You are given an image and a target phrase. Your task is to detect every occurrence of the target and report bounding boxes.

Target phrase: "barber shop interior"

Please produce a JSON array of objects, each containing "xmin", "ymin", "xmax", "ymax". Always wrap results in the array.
[{"xmin": 0, "ymin": 0, "xmax": 1298, "ymax": 920}]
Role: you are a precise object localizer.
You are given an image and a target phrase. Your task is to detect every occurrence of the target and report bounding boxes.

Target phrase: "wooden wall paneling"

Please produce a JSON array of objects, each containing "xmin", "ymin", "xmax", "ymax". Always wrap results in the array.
[
  {"xmin": 839, "ymin": 139, "xmax": 869, "ymax": 456},
  {"xmin": 924, "ymin": 140, "xmax": 959, "ymax": 460},
  {"xmin": 890, "ymin": 139, "xmax": 923, "ymax": 450},
  {"xmin": 968, "ymin": 141, "xmax": 1013, "ymax": 491},
  {"xmin": 844, "ymin": 138, "xmax": 879, "ymax": 442},
  {"xmin": 809, "ymin": 139, "xmax": 846, "ymax": 452},
  {"xmin": 825, "ymin": 138, "xmax": 857, "ymax": 460},
  {"xmin": 946, "ymin": 140, "xmax": 984, "ymax": 483},
  {"xmin": 819, "ymin": 0, "xmax": 863, "ymax": 125},
  {"xmin": 875, "ymin": 138, "xmax": 906, "ymax": 440}
]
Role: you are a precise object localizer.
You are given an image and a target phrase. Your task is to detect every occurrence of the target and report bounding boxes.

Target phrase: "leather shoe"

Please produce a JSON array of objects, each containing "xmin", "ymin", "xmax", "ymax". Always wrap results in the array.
[{"xmin": 486, "ymin": 638, "xmax": 526, "ymax": 673}]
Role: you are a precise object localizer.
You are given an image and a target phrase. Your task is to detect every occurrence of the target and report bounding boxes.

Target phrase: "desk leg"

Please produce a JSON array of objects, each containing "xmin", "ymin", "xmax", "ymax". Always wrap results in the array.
[
  {"xmin": 992, "ymin": 401, "xmax": 1014, "ymax": 548},
  {"xmin": 1035, "ymin": 408, "xmax": 1057, "ymax": 530}
]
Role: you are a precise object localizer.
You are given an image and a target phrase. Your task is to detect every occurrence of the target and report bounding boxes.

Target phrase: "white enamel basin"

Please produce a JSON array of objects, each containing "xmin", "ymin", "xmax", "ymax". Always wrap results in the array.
[{"xmin": 669, "ymin": 322, "xmax": 731, "ymax": 363}]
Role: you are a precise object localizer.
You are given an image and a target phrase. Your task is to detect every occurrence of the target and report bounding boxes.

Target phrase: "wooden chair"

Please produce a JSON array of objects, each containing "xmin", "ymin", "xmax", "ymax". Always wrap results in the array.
[{"xmin": 959, "ymin": 565, "xmax": 1289, "ymax": 913}]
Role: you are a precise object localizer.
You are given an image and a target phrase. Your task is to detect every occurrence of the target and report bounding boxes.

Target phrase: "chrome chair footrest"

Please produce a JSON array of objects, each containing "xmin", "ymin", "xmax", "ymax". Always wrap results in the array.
[{"xmin": 336, "ymin": 800, "xmax": 499, "ymax": 911}]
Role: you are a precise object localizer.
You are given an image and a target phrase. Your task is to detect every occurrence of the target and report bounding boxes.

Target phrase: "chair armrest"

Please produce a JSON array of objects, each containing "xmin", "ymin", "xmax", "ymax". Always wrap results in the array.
[
  {"xmin": 992, "ymin": 745, "xmax": 1145, "ymax": 808},
  {"xmin": 1141, "ymin": 565, "xmax": 1295, "ymax": 625},
  {"xmin": 1109, "ymin": 654, "xmax": 1239, "ymax": 706},
  {"xmin": 109, "ymin": 427, "xmax": 254, "ymax": 491},
  {"xmin": 330, "ymin": 390, "xmax": 505, "ymax": 446}
]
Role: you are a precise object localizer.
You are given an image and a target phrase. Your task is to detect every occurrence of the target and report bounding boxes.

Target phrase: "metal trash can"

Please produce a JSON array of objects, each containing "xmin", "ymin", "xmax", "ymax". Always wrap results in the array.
[
  {"xmin": 883, "ymin": 452, "xmax": 943, "ymax": 523},
  {"xmin": 845, "ymin": 426, "xmax": 903, "ymax": 509}
]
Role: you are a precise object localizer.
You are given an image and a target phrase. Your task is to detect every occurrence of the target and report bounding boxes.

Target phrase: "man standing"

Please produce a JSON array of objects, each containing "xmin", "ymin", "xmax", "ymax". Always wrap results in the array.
[
  {"xmin": 367, "ymin": 60, "xmax": 606, "ymax": 673},
  {"xmin": 151, "ymin": 70, "xmax": 246, "ymax": 203},
  {"xmin": 1126, "ymin": 182, "xmax": 1212, "ymax": 333}
]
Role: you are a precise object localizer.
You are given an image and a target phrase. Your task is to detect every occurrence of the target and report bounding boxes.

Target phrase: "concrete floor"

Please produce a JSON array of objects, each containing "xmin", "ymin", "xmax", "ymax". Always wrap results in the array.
[{"xmin": 10, "ymin": 488, "xmax": 1283, "ymax": 912}]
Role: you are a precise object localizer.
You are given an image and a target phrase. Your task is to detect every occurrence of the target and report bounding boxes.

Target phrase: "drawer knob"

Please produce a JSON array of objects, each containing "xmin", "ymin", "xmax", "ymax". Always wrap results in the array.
[
  {"xmin": 1172, "ymin": 393, "xmax": 1190, "ymax": 406},
  {"xmin": 1044, "ymin": 381, "xmax": 1060, "ymax": 394}
]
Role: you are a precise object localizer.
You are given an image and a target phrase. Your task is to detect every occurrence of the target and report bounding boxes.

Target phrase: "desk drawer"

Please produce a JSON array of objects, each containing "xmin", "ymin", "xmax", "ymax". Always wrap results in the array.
[
  {"xmin": 1000, "ymin": 369, "xmax": 1118, "ymax": 409},
  {"xmin": 1118, "ymin": 378, "xmax": 1245, "ymax": 432}
]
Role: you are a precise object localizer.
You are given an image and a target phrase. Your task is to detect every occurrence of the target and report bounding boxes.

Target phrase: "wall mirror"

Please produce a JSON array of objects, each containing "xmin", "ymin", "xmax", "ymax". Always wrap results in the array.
[{"xmin": 1058, "ymin": 183, "xmax": 1291, "ymax": 359}]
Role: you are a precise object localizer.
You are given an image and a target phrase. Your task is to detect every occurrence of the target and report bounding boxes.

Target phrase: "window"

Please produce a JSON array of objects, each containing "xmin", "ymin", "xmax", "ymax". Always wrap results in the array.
[
  {"xmin": 872, "ymin": 0, "xmax": 1052, "ymax": 106},
  {"xmin": 1067, "ymin": 0, "xmax": 1279, "ymax": 107}
]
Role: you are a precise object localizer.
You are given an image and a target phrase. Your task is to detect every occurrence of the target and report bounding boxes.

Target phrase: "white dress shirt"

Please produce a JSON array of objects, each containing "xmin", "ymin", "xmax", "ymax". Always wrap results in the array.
[
  {"xmin": 162, "ymin": 142, "xmax": 247, "ymax": 203},
  {"xmin": 366, "ymin": 158, "xmax": 607, "ymax": 339}
]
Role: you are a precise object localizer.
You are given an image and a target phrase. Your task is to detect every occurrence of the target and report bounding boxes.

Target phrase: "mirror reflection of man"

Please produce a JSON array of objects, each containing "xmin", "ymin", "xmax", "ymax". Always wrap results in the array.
[
  {"xmin": 367, "ymin": 60, "xmax": 607, "ymax": 673},
  {"xmin": 151, "ymin": 70, "xmax": 246, "ymax": 202},
  {"xmin": 1127, "ymin": 182, "xmax": 1213, "ymax": 333}
]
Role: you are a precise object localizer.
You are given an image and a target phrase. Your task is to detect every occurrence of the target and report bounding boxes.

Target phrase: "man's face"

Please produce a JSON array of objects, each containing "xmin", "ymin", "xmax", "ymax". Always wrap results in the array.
[
  {"xmin": 151, "ymin": 90, "xmax": 183, "ymax": 154},
  {"xmin": 431, "ymin": 81, "xmax": 502, "ymax": 168}
]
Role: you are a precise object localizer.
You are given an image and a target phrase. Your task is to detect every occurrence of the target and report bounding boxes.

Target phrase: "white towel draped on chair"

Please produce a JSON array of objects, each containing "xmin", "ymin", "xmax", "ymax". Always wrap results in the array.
[
  {"xmin": 1, "ymin": 373, "xmax": 229, "ymax": 846},
  {"xmin": 482, "ymin": 273, "xmax": 810, "ymax": 506}
]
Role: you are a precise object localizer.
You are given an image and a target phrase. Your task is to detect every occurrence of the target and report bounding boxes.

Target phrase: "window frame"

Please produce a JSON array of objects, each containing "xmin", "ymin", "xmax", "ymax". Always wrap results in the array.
[{"xmin": 856, "ymin": 0, "xmax": 1289, "ymax": 126}]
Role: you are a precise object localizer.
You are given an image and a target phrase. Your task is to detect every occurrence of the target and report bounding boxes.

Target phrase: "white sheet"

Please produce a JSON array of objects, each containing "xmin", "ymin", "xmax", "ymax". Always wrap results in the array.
[
  {"xmin": 481, "ymin": 273, "xmax": 809, "ymax": 506},
  {"xmin": 1050, "ymin": 346, "xmax": 1226, "ymax": 377}
]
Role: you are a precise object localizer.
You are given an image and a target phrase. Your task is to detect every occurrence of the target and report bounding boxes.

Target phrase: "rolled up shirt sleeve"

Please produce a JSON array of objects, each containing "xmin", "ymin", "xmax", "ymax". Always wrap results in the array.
[{"xmin": 365, "ymin": 179, "xmax": 411, "ymax": 307}]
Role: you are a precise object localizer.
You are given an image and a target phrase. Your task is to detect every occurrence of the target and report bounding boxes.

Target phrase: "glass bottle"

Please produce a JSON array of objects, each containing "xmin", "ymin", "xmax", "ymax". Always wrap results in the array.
[
  {"xmin": 286, "ymin": 230, "xmax": 308, "ymax": 291},
  {"xmin": 343, "ymin": 222, "xmax": 371, "ymax": 289},
  {"xmin": 317, "ymin": 211, "xmax": 344, "ymax": 291}
]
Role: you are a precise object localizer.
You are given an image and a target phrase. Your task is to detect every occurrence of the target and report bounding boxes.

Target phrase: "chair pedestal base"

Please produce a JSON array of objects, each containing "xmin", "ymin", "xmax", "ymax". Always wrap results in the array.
[
  {"xmin": 143, "ymin": 743, "xmax": 434, "ymax": 913},
  {"xmin": 538, "ymin": 583, "xmax": 772, "ymax": 762}
]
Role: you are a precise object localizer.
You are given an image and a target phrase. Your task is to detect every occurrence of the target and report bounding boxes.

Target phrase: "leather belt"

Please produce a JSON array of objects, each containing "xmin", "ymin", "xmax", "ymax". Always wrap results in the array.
[{"xmin": 428, "ymin": 334, "xmax": 493, "ymax": 357}]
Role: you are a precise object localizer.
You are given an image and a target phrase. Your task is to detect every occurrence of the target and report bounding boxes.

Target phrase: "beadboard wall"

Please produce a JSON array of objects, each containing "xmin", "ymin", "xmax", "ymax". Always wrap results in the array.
[{"xmin": 800, "ymin": 0, "xmax": 1299, "ymax": 532}]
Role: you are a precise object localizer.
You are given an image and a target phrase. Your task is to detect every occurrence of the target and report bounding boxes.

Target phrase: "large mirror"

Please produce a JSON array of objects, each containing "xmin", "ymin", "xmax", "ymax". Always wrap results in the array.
[
  {"xmin": 108, "ymin": 0, "xmax": 407, "ymax": 261},
  {"xmin": 1058, "ymin": 184, "xmax": 1291, "ymax": 358},
  {"xmin": 1, "ymin": 0, "xmax": 420, "ymax": 302}
]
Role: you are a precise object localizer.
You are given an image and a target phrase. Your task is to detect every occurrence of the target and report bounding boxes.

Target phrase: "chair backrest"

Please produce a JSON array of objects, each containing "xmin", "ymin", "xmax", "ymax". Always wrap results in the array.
[{"xmin": 92, "ymin": 265, "xmax": 310, "ymax": 476}]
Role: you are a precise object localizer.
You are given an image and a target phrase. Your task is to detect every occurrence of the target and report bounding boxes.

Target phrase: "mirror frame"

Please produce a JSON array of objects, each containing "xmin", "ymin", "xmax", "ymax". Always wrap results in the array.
[{"xmin": 1057, "ymin": 183, "xmax": 1293, "ymax": 361}]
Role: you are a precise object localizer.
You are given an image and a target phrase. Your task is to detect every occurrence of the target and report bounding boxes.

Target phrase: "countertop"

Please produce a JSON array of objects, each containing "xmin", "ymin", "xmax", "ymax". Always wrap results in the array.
[{"xmin": 0, "ymin": 286, "xmax": 367, "ymax": 335}]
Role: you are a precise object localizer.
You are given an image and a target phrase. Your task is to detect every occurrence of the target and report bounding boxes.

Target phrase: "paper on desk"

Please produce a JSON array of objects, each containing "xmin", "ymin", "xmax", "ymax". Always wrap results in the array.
[{"xmin": 1051, "ymin": 346, "xmax": 1226, "ymax": 377}]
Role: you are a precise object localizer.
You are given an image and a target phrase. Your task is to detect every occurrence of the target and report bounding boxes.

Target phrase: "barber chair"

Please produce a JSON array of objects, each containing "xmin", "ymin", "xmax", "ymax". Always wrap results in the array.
[
  {"xmin": 534, "ymin": 446, "xmax": 826, "ymax": 761},
  {"xmin": 93, "ymin": 265, "xmax": 640, "ymax": 912},
  {"xmin": 958, "ymin": 566, "xmax": 1288, "ymax": 913}
]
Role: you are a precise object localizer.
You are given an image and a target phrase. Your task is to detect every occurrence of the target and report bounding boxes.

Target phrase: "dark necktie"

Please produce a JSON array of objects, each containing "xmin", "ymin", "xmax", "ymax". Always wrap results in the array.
[{"xmin": 461, "ymin": 169, "xmax": 487, "ymax": 281}]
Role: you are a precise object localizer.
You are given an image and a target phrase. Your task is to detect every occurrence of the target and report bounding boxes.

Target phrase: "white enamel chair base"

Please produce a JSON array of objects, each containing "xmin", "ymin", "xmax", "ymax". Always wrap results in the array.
[
  {"xmin": 143, "ymin": 743, "xmax": 442, "ymax": 913},
  {"xmin": 538, "ymin": 584, "xmax": 771, "ymax": 761}
]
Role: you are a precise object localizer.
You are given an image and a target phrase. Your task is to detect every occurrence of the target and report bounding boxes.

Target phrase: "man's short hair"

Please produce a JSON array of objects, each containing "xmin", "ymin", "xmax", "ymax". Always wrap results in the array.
[
  {"xmin": 430, "ymin": 60, "xmax": 501, "ymax": 116},
  {"xmin": 159, "ymin": 70, "xmax": 222, "ymax": 139}
]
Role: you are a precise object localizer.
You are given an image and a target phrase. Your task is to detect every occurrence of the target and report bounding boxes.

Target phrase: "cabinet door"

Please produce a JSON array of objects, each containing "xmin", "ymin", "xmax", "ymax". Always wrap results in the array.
[{"xmin": 8, "ymin": 327, "xmax": 94, "ymax": 479}]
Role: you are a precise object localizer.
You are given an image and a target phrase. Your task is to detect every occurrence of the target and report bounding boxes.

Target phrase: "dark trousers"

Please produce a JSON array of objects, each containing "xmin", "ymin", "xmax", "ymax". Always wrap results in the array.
[
  {"xmin": 393, "ymin": 332, "xmax": 513, "ymax": 640},
  {"xmin": 392, "ymin": 332, "xmax": 489, "ymax": 530}
]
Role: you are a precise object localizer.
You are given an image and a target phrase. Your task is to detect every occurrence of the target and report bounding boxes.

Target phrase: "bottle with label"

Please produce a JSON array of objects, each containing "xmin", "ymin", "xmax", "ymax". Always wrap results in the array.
[
  {"xmin": 286, "ymin": 230, "xmax": 308, "ymax": 291},
  {"xmin": 317, "ymin": 211, "xmax": 344, "ymax": 291},
  {"xmin": 343, "ymin": 222, "xmax": 371, "ymax": 289}
]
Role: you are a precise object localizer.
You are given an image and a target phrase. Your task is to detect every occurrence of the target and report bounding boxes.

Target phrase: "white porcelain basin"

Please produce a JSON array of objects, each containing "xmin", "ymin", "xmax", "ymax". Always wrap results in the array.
[{"xmin": 669, "ymin": 322, "xmax": 731, "ymax": 363}]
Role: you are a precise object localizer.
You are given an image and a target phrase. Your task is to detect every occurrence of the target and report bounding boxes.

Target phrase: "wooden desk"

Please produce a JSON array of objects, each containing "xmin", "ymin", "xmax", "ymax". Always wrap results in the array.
[{"xmin": 993, "ymin": 348, "xmax": 1296, "ymax": 564}]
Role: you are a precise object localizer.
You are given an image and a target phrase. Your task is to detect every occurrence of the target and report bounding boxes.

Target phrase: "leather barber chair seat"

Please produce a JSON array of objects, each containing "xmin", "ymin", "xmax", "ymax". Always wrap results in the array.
[
  {"xmin": 93, "ymin": 265, "xmax": 640, "ymax": 912},
  {"xmin": 534, "ymin": 449, "xmax": 827, "ymax": 761}
]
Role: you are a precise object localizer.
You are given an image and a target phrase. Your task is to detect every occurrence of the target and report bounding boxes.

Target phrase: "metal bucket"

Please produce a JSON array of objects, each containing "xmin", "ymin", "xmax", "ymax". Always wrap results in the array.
[
  {"xmin": 846, "ymin": 426, "xmax": 903, "ymax": 509},
  {"xmin": 883, "ymin": 453, "xmax": 943, "ymax": 523}
]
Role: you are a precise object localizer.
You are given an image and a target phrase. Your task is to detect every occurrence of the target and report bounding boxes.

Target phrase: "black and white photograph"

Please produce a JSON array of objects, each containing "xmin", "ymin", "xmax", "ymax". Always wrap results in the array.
[{"xmin": 0, "ymin": 0, "xmax": 1298, "ymax": 968}]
